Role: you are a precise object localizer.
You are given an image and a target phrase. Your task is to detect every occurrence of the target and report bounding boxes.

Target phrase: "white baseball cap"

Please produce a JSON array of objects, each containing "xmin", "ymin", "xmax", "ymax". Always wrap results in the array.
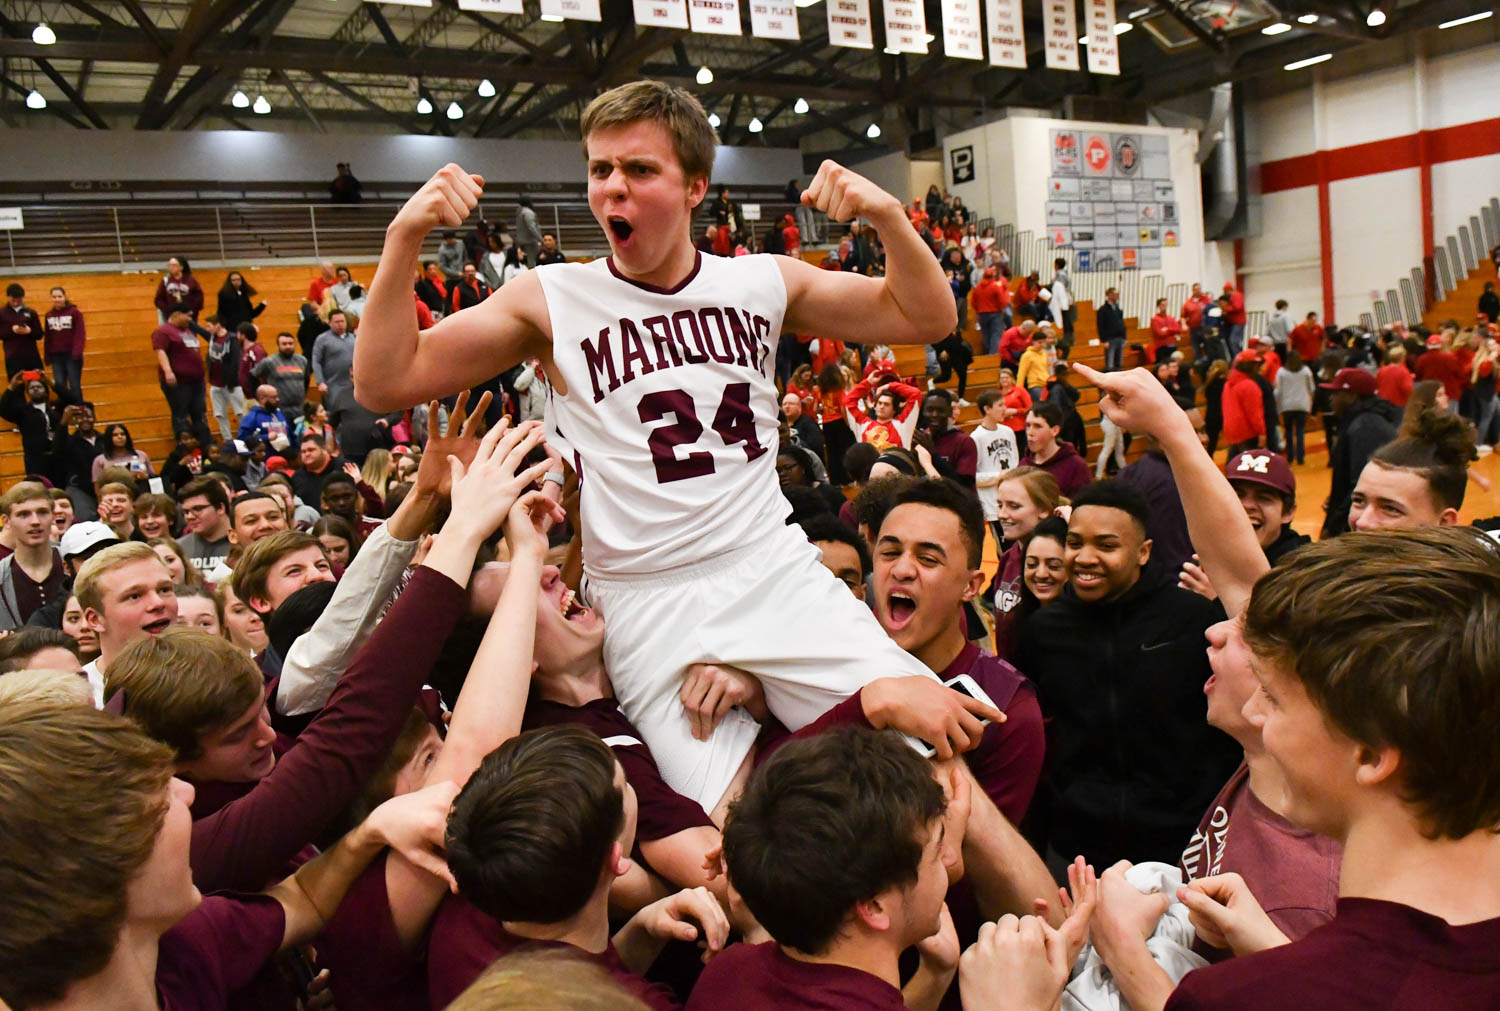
[{"xmin": 59, "ymin": 520, "xmax": 119, "ymax": 559}]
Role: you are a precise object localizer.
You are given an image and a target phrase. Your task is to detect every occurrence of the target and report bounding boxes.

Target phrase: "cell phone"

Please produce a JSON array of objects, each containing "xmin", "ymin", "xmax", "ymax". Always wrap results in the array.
[
  {"xmin": 19, "ymin": 370, "xmax": 41, "ymax": 382},
  {"xmin": 904, "ymin": 674, "xmax": 999, "ymax": 759}
]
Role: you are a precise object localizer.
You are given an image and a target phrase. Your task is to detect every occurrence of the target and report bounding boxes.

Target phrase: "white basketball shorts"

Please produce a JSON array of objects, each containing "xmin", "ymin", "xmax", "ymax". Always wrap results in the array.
[{"xmin": 582, "ymin": 521, "xmax": 936, "ymax": 813}]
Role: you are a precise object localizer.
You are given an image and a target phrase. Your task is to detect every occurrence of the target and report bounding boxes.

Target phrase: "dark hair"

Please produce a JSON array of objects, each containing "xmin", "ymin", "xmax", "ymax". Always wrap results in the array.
[
  {"xmin": 179, "ymin": 476, "xmax": 229, "ymax": 512},
  {"xmin": 1018, "ymin": 515, "xmax": 1069, "ymax": 614},
  {"xmin": 852, "ymin": 474, "xmax": 917, "ymax": 545},
  {"xmin": 1244, "ymin": 527, "xmax": 1500, "ymax": 839},
  {"xmin": 266, "ymin": 580, "xmax": 338, "ymax": 659},
  {"xmin": 923, "ymin": 387, "xmax": 954, "ymax": 409},
  {"xmin": 236, "ymin": 321, "xmax": 258, "ymax": 339},
  {"xmin": 101, "ymin": 423, "xmax": 136, "ymax": 457},
  {"xmin": 327, "ymin": 309, "xmax": 347, "ymax": 322},
  {"xmin": 1028, "ymin": 400, "xmax": 1064, "ymax": 429},
  {"xmin": 843, "ymin": 442, "xmax": 880, "ymax": 484},
  {"xmin": 1275, "ymin": 299, "xmax": 1289, "ymax": 310},
  {"xmin": 885, "ymin": 477, "xmax": 986, "ymax": 568},
  {"xmin": 542, "ymin": 231, "xmax": 557, "ymax": 241},
  {"xmin": 5, "ymin": 283, "xmax": 22, "ymax": 299},
  {"xmin": 1283, "ymin": 350, "xmax": 1305, "ymax": 372},
  {"xmin": 447, "ymin": 726, "xmax": 623, "ymax": 925},
  {"xmin": 0, "ymin": 627, "xmax": 81, "ymax": 674},
  {"xmin": 321, "ymin": 471, "xmax": 357, "ymax": 491},
  {"xmin": 1069, "ymin": 479, "xmax": 1150, "ymax": 536},
  {"xmin": 723, "ymin": 728, "xmax": 945, "ymax": 955},
  {"xmin": 171, "ymin": 256, "xmax": 192, "ymax": 275},
  {"xmin": 1369, "ymin": 408, "xmax": 1476, "ymax": 511},
  {"xmin": 300, "ymin": 432, "xmax": 327, "ymax": 449},
  {"xmin": 799, "ymin": 514, "xmax": 871, "ymax": 579},
  {"xmin": 311, "ymin": 514, "xmax": 358, "ymax": 556},
  {"xmin": 1054, "ymin": 257, "xmax": 1066, "ymax": 269},
  {"xmin": 218, "ymin": 272, "xmax": 257, "ymax": 299},
  {"xmin": 976, "ymin": 389, "xmax": 1002, "ymax": 411},
  {"xmin": 781, "ymin": 484, "xmax": 830, "ymax": 524},
  {"xmin": 228, "ymin": 491, "xmax": 279, "ymax": 527}
]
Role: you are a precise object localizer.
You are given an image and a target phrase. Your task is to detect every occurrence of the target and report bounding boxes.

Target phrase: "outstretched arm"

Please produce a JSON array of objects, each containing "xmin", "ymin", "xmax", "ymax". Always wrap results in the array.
[
  {"xmin": 779, "ymin": 161, "xmax": 955, "ymax": 346},
  {"xmin": 355, "ymin": 164, "xmax": 552, "ymax": 410},
  {"xmin": 1072, "ymin": 364, "xmax": 1268, "ymax": 616}
]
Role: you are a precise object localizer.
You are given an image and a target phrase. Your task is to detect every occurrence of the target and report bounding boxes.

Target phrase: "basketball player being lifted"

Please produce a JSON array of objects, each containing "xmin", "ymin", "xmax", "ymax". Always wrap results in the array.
[{"xmin": 357, "ymin": 80, "xmax": 995, "ymax": 813}]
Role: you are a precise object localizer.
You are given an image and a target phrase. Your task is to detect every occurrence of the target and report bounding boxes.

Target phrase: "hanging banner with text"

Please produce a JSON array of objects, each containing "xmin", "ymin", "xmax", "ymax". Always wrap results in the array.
[
  {"xmin": 690, "ymin": 0, "xmax": 741, "ymax": 34},
  {"xmin": 633, "ymin": 0, "xmax": 688, "ymax": 28},
  {"xmin": 1084, "ymin": 0, "xmax": 1120, "ymax": 74},
  {"xmin": 884, "ymin": 0, "xmax": 927, "ymax": 53},
  {"xmin": 986, "ymin": 0, "xmax": 1025, "ymax": 68},
  {"xmin": 942, "ymin": 0, "xmax": 982, "ymax": 60},
  {"xmin": 541, "ymin": 0, "xmax": 601, "ymax": 19},
  {"xmin": 1041, "ymin": 0, "xmax": 1078, "ymax": 70},
  {"xmin": 457, "ymin": 0, "xmax": 523, "ymax": 12},
  {"xmin": 827, "ymin": 0, "xmax": 874, "ymax": 48},
  {"xmin": 749, "ymin": 0, "xmax": 799, "ymax": 38}
]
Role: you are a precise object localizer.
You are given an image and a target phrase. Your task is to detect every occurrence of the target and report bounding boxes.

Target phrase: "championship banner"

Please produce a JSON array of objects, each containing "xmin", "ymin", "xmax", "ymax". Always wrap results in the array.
[
  {"xmin": 942, "ymin": 0, "xmax": 982, "ymax": 60},
  {"xmin": 1084, "ymin": 0, "xmax": 1120, "ymax": 75},
  {"xmin": 749, "ymin": 0, "xmax": 799, "ymax": 39},
  {"xmin": 689, "ymin": 0, "xmax": 741, "ymax": 34},
  {"xmin": 634, "ymin": 0, "xmax": 688, "ymax": 29},
  {"xmin": 884, "ymin": 0, "xmax": 927, "ymax": 53},
  {"xmin": 457, "ymin": 0, "xmax": 523, "ymax": 12},
  {"xmin": 1041, "ymin": 0, "xmax": 1078, "ymax": 71},
  {"xmin": 540, "ymin": 0, "xmax": 601, "ymax": 19},
  {"xmin": 985, "ymin": 0, "xmax": 1024, "ymax": 68},
  {"xmin": 827, "ymin": 0, "xmax": 874, "ymax": 48}
]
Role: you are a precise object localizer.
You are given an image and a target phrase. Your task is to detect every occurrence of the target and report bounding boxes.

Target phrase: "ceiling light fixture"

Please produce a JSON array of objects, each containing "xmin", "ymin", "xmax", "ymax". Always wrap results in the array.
[
  {"xmin": 708, "ymin": 112, "xmax": 721, "ymax": 128},
  {"xmin": 748, "ymin": 117, "xmax": 763, "ymax": 133},
  {"xmin": 696, "ymin": 65, "xmax": 713, "ymax": 85},
  {"xmin": 1127, "ymin": 6, "xmax": 1150, "ymax": 18},
  {"xmin": 231, "ymin": 90, "xmax": 250, "ymax": 108},
  {"xmin": 794, "ymin": 97, "xmax": 808, "ymax": 114},
  {"xmin": 540, "ymin": 13, "xmax": 564, "ymax": 21},
  {"xmin": 1365, "ymin": 8, "xmax": 1386, "ymax": 27},
  {"xmin": 31, "ymin": 22, "xmax": 55, "ymax": 45},
  {"xmin": 477, "ymin": 78, "xmax": 496, "ymax": 97},
  {"xmin": 252, "ymin": 95, "xmax": 271, "ymax": 114},
  {"xmin": 447, "ymin": 102, "xmax": 463, "ymax": 119},
  {"xmin": 25, "ymin": 89, "xmax": 46, "ymax": 109},
  {"xmin": 883, "ymin": 46, "xmax": 899, "ymax": 54},
  {"xmin": 866, "ymin": 122, "xmax": 881, "ymax": 139},
  {"xmin": 1296, "ymin": 13, "xmax": 1318, "ymax": 23},
  {"xmin": 1261, "ymin": 22, "xmax": 1291, "ymax": 34},
  {"xmin": 1078, "ymin": 35, "xmax": 1088, "ymax": 44},
  {"xmin": 1114, "ymin": 21, "xmax": 1131, "ymax": 34},
  {"xmin": 1284, "ymin": 52, "xmax": 1332, "ymax": 70},
  {"xmin": 793, "ymin": 0, "xmax": 820, "ymax": 7},
  {"xmin": 416, "ymin": 96, "xmax": 433, "ymax": 114},
  {"xmin": 1439, "ymin": 11, "xmax": 1491, "ymax": 28}
]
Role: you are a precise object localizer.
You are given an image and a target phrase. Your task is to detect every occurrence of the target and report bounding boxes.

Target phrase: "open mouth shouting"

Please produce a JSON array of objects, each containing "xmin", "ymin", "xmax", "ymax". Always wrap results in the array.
[
  {"xmin": 607, "ymin": 216, "xmax": 634, "ymax": 247},
  {"xmin": 143, "ymin": 616, "xmax": 173, "ymax": 635},
  {"xmin": 559, "ymin": 587, "xmax": 592, "ymax": 623},
  {"xmin": 884, "ymin": 588, "xmax": 918, "ymax": 632}
]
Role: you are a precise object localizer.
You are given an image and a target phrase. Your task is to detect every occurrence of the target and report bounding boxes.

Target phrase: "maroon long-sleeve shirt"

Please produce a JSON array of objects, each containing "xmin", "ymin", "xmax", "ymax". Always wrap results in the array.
[{"xmin": 187, "ymin": 565, "xmax": 466, "ymax": 893}]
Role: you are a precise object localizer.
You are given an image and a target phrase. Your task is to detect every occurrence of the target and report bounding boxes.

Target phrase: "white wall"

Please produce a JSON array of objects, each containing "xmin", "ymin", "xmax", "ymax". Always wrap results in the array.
[
  {"xmin": 0, "ymin": 130, "xmax": 804, "ymax": 188},
  {"xmin": 850, "ymin": 151, "xmax": 943, "ymax": 207}
]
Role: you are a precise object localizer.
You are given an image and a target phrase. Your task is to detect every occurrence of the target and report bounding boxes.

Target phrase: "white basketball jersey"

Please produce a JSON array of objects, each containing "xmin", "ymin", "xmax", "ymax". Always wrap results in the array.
[{"xmin": 537, "ymin": 253, "xmax": 789, "ymax": 577}]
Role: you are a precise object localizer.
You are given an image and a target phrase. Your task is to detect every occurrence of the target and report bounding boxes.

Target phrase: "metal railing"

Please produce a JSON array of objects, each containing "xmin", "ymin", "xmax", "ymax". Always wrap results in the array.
[{"xmin": 1373, "ymin": 194, "xmax": 1496, "ymax": 330}]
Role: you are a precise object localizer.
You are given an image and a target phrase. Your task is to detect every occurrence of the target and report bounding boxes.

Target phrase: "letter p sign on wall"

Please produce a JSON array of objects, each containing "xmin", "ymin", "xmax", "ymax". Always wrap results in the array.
[{"xmin": 951, "ymin": 145, "xmax": 975, "ymax": 186}]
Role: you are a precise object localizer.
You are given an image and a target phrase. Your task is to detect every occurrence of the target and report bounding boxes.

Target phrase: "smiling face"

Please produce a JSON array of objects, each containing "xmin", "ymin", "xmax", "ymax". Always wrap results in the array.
[
  {"xmin": 586, "ymin": 119, "xmax": 707, "ymax": 280},
  {"xmin": 99, "ymin": 491, "xmax": 133, "ymax": 527},
  {"xmin": 468, "ymin": 562, "xmax": 605, "ymax": 677},
  {"xmin": 86, "ymin": 557, "xmax": 179, "ymax": 659},
  {"xmin": 136, "ymin": 509, "xmax": 171, "ymax": 540},
  {"xmin": 921, "ymin": 395, "xmax": 950, "ymax": 436},
  {"xmin": 995, "ymin": 478, "xmax": 1046, "ymax": 541},
  {"xmin": 1232, "ymin": 482, "xmax": 1292, "ymax": 549},
  {"xmin": 1065, "ymin": 505, "xmax": 1150, "ymax": 603},
  {"xmin": 873, "ymin": 502, "xmax": 981, "ymax": 659},
  {"xmin": 1023, "ymin": 534, "xmax": 1066, "ymax": 603},
  {"xmin": 229, "ymin": 497, "xmax": 287, "ymax": 548}
]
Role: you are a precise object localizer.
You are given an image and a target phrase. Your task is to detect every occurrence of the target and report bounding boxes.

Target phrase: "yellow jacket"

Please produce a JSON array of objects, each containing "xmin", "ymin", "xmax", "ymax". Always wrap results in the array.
[{"xmin": 1016, "ymin": 344, "xmax": 1051, "ymax": 391}]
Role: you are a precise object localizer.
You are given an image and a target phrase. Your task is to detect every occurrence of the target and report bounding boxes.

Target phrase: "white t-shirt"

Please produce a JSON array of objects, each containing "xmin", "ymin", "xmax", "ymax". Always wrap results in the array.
[
  {"xmin": 971, "ymin": 423, "xmax": 1020, "ymax": 521},
  {"xmin": 537, "ymin": 253, "xmax": 788, "ymax": 578},
  {"xmin": 83, "ymin": 659, "xmax": 104, "ymax": 709}
]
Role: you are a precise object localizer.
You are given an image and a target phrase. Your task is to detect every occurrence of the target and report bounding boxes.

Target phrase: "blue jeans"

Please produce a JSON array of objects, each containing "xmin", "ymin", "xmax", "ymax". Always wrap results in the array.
[
  {"xmin": 49, "ymin": 353, "xmax": 82, "ymax": 401},
  {"xmin": 1229, "ymin": 324, "xmax": 1245, "ymax": 357},
  {"xmin": 1282, "ymin": 410, "xmax": 1307, "ymax": 464},
  {"xmin": 978, "ymin": 313, "xmax": 1002, "ymax": 355},
  {"xmin": 1105, "ymin": 338, "xmax": 1126, "ymax": 372}
]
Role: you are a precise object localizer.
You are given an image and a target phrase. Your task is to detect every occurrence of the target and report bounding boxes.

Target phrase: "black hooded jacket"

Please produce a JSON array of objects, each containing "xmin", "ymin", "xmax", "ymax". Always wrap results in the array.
[
  {"xmin": 1322, "ymin": 395, "xmax": 1402, "ymax": 538},
  {"xmin": 1014, "ymin": 560, "xmax": 1242, "ymax": 868}
]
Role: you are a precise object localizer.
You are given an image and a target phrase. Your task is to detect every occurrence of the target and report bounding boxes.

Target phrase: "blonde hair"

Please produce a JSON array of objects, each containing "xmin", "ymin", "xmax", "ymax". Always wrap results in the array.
[
  {"xmin": 361, "ymin": 448, "xmax": 393, "ymax": 504},
  {"xmin": 996, "ymin": 465, "xmax": 1064, "ymax": 514},
  {"xmin": 105, "ymin": 626, "xmax": 264, "ymax": 760},
  {"xmin": 74, "ymin": 541, "xmax": 166, "ymax": 614},
  {"xmin": 447, "ymin": 948, "xmax": 651, "ymax": 1011},
  {"xmin": 0, "ymin": 669, "xmax": 91, "ymax": 708},
  {"xmin": 1, "ymin": 480, "xmax": 51, "ymax": 517},
  {"xmin": 579, "ymin": 81, "xmax": 716, "ymax": 185},
  {"xmin": 1385, "ymin": 345, "xmax": 1406, "ymax": 365},
  {"xmin": 0, "ymin": 702, "xmax": 173, "ymax": 1009}
]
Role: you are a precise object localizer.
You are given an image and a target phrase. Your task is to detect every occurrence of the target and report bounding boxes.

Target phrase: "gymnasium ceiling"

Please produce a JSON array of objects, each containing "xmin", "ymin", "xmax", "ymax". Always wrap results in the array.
[{"xmin": 0, "ymin": 0, "xmax": 1489, "ymax": 151}]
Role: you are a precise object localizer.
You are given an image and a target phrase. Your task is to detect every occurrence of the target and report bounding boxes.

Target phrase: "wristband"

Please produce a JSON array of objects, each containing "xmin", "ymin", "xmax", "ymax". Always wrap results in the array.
[{"xmin": 542, "ymin": 469, "xmax": 565, "ymax": 487}]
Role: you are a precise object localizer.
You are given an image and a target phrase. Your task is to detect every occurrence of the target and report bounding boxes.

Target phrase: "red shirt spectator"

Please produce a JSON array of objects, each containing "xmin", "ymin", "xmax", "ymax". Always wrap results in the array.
[
  {"xmin": 971, "ymin": 276, "xmax": 1006, "ymax": 315},
  {"xmin": 782, "ymin": 215, "xmax": 801, "ymax": 258},
  {"xmin": 1259, "ymin": 346, "xmax": 1282, "ymax": 386},
  {"xmin": 1150, "ymin": 311, "xmax": 1184, "ymax": 354},
  {"xmin": 999, "ymin": 324, "xmax": 1034, "ymax": 366},
  {"xmin": 1221, "ymin": 362, "xmax": 1267, "ymax": 445},
  {"xmin": 1222, "ymin": 284, "xmax": 1246, "ymax": 325},
  {"xmin": 1290, "ymin": 318, "xmax": 1325, "ymax": 362},
  {"xmin": 1181, "ymin": 292, "xmax": 1212, "ymax": 330},
  {"xmin": 1376, "ymin": 362, "xmax": 1413, "ymax": 406},
  {"xmin": 1001, "ymin": 383, "xmax": 1032, "ymax": 433},
  {"xmin": 1414, "ymin": 341, "xmax": 1466, "ymax": 400}
]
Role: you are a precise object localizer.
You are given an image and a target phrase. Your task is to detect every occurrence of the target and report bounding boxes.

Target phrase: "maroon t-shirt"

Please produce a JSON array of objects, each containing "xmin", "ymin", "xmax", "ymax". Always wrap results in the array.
[
  {"xmin": 427, "ymin": 895, "xmax": 681, "ymax": 1010},
  {"xmin": 989, "ymin": 542, "xmax": 1025, "ymax": 661},
  {"xmin": 932, "ymin": 427, "xmax": 978, "ymax": 484},
  {"xmin": 318, "ymin": 856, "xmax": 429, "ymax": 1011},
  {"xmin": 156, "ymin": 893, "xmax": 286, "ymax": 1010},
  {"xmin": 1165, "ymin": 898, "xmax": 1500, "ymax": 1010},
  {"xmin": 523, "ymin": 696, "xmax": 715, "ymax": 844},
  {"xmin": 1178, "ymin": 761, "xmax": 1341, "ymax": 959},
  {"xmin": 686, "ymin": 941, "xmax": 904, "ymax": 1010},
  {"xmin": 152, "ymin": 324, "xmax": 206, "ymax": 383}
]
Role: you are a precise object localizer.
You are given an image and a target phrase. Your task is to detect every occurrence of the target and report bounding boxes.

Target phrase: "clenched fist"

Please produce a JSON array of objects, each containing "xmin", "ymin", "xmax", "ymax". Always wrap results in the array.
[
  {"xmin": 390, "ymin": 163, "xmax": 485, "ymax": 239},
  {"xmin": 801, "ymin": 160, "xmax": 902, "ymax": 224}
]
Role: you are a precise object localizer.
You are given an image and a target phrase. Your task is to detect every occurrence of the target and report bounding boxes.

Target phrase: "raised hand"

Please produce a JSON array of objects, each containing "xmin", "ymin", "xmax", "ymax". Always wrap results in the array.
[
  {"xmin": 447, "ymin": 419, "xmax": 553, "ymax": 542},
  {"xmin": 502, "ymin": 489, "xmax": 565, "ymax": 565},
  {"xmin": 1071, "ymin": 361, "xmax": 1194, "ymax": 441},
  {"xmin": 802, "ymin": 160, "xmax": 902, "ymax": 224},
  {"xmin": 365, "ymin": 779, "xmax": 461, "ymax": 892},
  {"xmin": 415, "ymin": 389, "xmax": 492, "ymax": 500},
  {"xmin": 390, "ymin": 163, "xmax": 485, "ymax": 239},
  {"xmin": 861, "ymin": 675, "xmax": 1004, "ymax": 760}
]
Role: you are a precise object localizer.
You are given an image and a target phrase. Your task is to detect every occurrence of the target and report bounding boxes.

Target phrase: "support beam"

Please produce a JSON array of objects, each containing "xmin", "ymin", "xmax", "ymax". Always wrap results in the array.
[
  {"xmin": 475, "ymin": 80, "xmax": 532, "ymax": 138},
  {"xmin": 275, "ymin": 69, "xmax": 325, "ymax": 133},
  {"xmin": 0, "ymin": 74, "xmax": 87, "ymax": 127},
  {"xmin": 304, "ymin": 68, "xmax": 427, "ymax": 133},
  {"xmin": 32, "ymin": 56, "xmax": 107, "ymax": 128},
  {"xmin": 76, "ymin": 58, "xmax": 92, "ymax": 94},
  {"xmin": 58, "ymin": 0, "xmax": 128, "ymax": 31},
  {"xmin": 495, "ymin": 87, "xmax": 580, "ymax": 138},
  {"xmin": 116, "ymin": 0, "xmax": 170, "ymax": 56},
  {"xmin": 136, "ymin": 0, "xmax": 219, "ymax": 127}
]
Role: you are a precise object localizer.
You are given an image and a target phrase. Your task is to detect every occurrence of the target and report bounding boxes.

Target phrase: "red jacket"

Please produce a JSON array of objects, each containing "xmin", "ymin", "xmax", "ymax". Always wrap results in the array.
[
  {"xmin": 1223, "ymin": 289, "xmax": 1246, "ymax": 325},
  {"xmin": 971, "ymin": 279, "xmax": 1006, "ymax": 315},
  {"xmin": 1181, "ymin": 295, "xmax": 1211, "ymax": 330},
  {"xmin": 1376, "ymin": 364, "xmax": 1413, "ymax": 406},
  {"xmin": 1221, "ymin": 369, "xmax": 1266, "ymax": 444},
  {"xmin": 1149, "ymin": 313, "xmax": 1183, "ymax": 351},
  {"xmin": 1415, "ymin": 349, "xmax": 1466, "ymax": 400},
  {"xmin": 999, "ymin": 325, "xmax": 1032, "ymax": 365},
  {"xmin": 1260, "ymin": 349, "xmax": 1282, "ymax": 386},
  {"xmin": 1290, "ymin": 322, "xmax": 1324, "ymax": 362}
]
